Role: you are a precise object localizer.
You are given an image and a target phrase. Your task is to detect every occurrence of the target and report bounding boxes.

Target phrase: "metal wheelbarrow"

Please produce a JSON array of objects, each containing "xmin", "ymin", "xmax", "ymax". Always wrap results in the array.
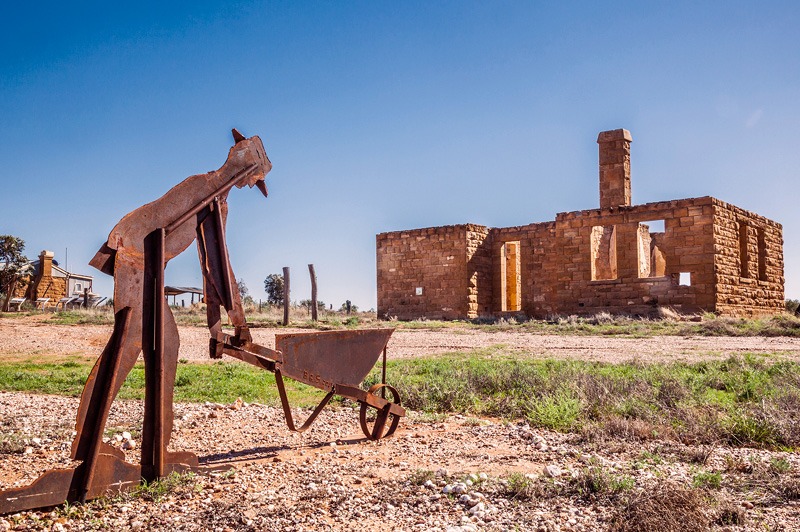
[{"xmin": 214, "ymin": 327, "xmax": 405, "ymax": 440}]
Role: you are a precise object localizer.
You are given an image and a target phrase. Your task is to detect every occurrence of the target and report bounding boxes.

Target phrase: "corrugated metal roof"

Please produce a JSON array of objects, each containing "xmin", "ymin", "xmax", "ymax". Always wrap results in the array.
[{"xmin": 164, "ymin": 286, "xmax": 204, "ymax": 296}]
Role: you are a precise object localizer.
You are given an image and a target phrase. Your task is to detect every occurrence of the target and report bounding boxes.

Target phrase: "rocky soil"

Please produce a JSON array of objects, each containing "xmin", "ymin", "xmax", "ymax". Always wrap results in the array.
[
  {"xmin": 1, "ymin": 316, "xmax": 799, "ymax": 530},
  {"xmin": 2, "ymin": 392, "xmax": 799, "ymax": 531}
]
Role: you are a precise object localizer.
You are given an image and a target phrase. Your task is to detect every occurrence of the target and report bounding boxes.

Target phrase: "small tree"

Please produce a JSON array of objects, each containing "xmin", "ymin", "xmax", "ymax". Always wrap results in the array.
[
  {"xmin": 236, "ymin": 279, "xmax": 256, "ymax": 307},
  {"xmin": 237, "ymin": 280, "xmax": 249, "ymax": 300},
  {"xmin": 299, "ymin": 299, "xmax": 326, "ymax": 315},
  {"xmin": 263, "ymin": 273, "xmax": 285, "ymax": 305},
  {"xmin": 0, "ymin": 235, "xmax": 31, "ymax": 311},
  {"xmin": 340, "ymin": 300, "xmax": 358, "ymax": 313}
]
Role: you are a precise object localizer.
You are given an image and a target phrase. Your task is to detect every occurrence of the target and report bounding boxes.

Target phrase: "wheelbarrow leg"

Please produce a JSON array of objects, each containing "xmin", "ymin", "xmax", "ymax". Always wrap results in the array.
[{"xmin": 274, "ymin": 369, "xmax": 335, "ymax": 432}]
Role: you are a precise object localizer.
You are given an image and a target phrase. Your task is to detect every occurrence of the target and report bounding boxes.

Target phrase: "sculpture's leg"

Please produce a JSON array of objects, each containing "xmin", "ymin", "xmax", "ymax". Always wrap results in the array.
[
  {"xmin": 72, "ymin": 254, "xmax": 146, "ymax": 458},
  {"xmin": 141, "ymin": 292, "xmax": 194, "ymax": 475},
  {"xmin": 141, "ymin": 229, "xmax": 198, "ymax": 480},
  {"xmin": 145, "ymin": 289, "xmax": 194, "ymax": 471},
  {"xmin": 71, "ymin": 307, "xmax": 137, "ymax": 463},
  {"xmin": 141, "ymin": 229, "xmax": 166, "ymax": 478},
  {"xmin": 73, "ymin": 307, "xmax": 132, "ymax": 501}
]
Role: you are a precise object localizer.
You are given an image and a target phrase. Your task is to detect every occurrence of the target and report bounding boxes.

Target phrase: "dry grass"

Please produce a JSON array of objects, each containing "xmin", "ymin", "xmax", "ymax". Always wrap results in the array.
[
  {"xmin": 13, "ymin": 306, "xmax": 800, "ymax": 337},
  {"xmin": 37, "ymin": 304, "xmax": 380, "ymax": 329},
  {"xmin": 712, "ymin": 501, "xmax": 747, "ymax": 526},
  {"xmin": 777, "ymin": 477, "xmax": 800, "ymax": 501},
  {"xmin": 608, "ymin": 483, "xmax": 709, "ymax": 532}
]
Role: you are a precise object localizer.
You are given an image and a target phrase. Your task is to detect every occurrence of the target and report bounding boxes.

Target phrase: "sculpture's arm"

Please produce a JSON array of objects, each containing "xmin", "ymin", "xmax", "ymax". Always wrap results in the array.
[
  {"xmin": 196, "ymin": 199, "xmax": 249, "ymax": 350},
  {"xmin": 89, "ymin": 131, "xmax": 270, "ymax": 278},
  {"xmin": 89, "ymin": 243, "xmax": 117, "ymax": 276}
]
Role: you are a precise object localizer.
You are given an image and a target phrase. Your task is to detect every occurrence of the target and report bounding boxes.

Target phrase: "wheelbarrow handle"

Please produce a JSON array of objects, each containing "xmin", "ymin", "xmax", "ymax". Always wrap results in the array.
[{"xmin": 210, "ymin": 334, "xmax": 283, "ymax": 373}]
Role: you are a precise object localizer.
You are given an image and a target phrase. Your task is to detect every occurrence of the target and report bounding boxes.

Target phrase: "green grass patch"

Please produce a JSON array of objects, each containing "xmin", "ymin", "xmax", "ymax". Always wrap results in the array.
[
  {"xmin": 362, "ymin": 350, "xmax": 800, "ymax": 448},
  {"xmin": 47, "ymin": 310, "xmax": 114, "ymax": 325},
  {"xmin": 2, "ymin": 348, "xmax": 799, "ymax": 449},
  {"xmin": 0, "ymin": 358, "xmax": 337, "ymax": 408},
  {"xmin": 131, "ymin": 471, "xmax": 198, "ymax": 502},
  {"xmin": 526, "ymin": 389, "xmax": 582, "ymax": 430},
  {"xmin": 377, "ymin": 312, "xmax": 800, "ymax": 337},
  {"xmin": 692, "ymin": 470, "xmax": 722, "ymax": 489}
]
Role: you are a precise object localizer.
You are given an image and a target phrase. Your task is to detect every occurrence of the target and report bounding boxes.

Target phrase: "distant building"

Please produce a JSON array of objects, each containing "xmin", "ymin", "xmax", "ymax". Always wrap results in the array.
[
  {"xmin": 14, "ymin": 250, "xmax": 94, "ymax": 303},
  {"xmin": 377, "ymin": 129, "xmax": 784, "ymax": 320}
]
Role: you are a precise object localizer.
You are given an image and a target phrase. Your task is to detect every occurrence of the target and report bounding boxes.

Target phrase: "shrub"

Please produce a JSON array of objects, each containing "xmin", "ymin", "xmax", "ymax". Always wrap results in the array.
[
  {"xmin": 691, "ymin": 470, "xmax": 722, "ymax": 489},
  {"xmin": 608, "ymin": 483, "xmax": 709, "ymax": 532},
  {"xmin": 526, "ymin": 390, "xmax": 582, "ymax": 430},
  {"xmin": 505, "ymin": 472, "xmax": 536, "ymax": 500},
  {"xmin": 408, "ymin": 469, "xmax": 435, "ymax": 486},
  {"xmin": 572, "ymin": 467, "xmax": 635, "ymax": 497}
]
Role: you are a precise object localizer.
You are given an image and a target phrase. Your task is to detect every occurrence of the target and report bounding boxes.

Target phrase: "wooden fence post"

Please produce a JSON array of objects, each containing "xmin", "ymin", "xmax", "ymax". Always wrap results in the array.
[
  {"xmin": 308, "ymin": 264, "xmax": 318, "ymax": 321},
  {"xmin": 282, "ymin": 267, "xmax": 290, "ymax": 326}
]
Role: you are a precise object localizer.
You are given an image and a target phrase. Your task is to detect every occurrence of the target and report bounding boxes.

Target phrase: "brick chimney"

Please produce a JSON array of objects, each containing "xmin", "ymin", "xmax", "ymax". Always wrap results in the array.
[
  {"xmin": 39, "ymin": 250, "xmax": 54, "ymax": 277},
  {"xmin": 597, "ymin": 129, "xmax": 632, "ymax": 209}
]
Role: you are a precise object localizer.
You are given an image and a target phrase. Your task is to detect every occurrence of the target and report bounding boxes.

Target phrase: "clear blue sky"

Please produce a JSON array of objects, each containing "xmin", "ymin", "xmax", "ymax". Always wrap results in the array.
[{"xmin": 2, "ymin": 1, "xmax": 799, "ymax": 309}]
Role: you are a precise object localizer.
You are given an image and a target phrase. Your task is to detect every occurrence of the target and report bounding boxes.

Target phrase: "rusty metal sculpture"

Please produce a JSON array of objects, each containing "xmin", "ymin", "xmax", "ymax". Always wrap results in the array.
[{"xmin": 0, "ymin": 130, "xmax": 404, "ymax": 515}]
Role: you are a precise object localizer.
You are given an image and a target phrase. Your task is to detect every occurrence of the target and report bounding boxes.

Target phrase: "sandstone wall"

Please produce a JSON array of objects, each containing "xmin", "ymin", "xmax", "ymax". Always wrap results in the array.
[
  {"xmin": 466, "ymin": 226, "xmax": 492, "ymax": 318},
  {"xmin": 712, "ymin": 199, "xmax": 784, "ymax": 316},
  {"xmin": 551, "ymin": 197, "xmax": 716, "ymax": 317},
  {"xmin": 31, "ymin": 275, "xmax": 67, "ymax": 302},
  {"xmin": 376, "ymin": 194, "xmax": 783, "ymax": 320},
  {"xmin": 377, "ymin": 225, "xmax": 483, "ymax": 320},
  {"xmin": 490, "ymin": 222, "xmax": 558, "ymax": 317}
]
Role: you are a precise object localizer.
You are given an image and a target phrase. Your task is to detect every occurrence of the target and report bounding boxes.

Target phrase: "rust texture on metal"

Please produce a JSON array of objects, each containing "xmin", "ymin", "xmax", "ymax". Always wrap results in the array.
[
  {"xmin": 1, "ymin": 129, "xmax": 405, "ymax": 515},
  {"xmin": 275, "ymin": 329, "xmax": 393, "ymax": 388}
]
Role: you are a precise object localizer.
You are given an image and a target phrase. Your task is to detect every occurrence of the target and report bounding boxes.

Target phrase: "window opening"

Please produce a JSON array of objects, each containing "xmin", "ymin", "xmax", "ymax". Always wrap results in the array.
[
  {"xmin": 637, "ymin": 220, "xmax": 667, "ymax": 278},
  {"xmin": 757, "ymin": 228, "xmax": 767, "ymax": 281},
  {"xmin": 739, "ymin": 222, "xmax": 749, "ymax": 278},
  {"xmin": 679, "ymin": 272, "xmax": 691, "ymax": 286},
  {"xmin": 591, "ymin": 225, "xmax": 617, "ymax": 280}
]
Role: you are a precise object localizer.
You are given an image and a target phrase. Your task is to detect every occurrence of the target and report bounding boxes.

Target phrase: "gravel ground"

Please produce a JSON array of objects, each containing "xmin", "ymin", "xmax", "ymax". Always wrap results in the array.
[
  {"xmin": 2, "ymin": 392, "xmax": 799, "ymax": 531},
  {"xmin": 2, "ymin": 316, "xmax": 800, "ymax": 365},
  {"xmin": 1, "ymin": 316, "xmax": 800, "ymax": 530}
]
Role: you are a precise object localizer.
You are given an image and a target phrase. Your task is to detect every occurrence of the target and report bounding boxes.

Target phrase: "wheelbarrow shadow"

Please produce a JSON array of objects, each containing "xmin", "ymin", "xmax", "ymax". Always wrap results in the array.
[{"xmin": 197, "ymin": 436, "xmax": 370, "ymax": 466}]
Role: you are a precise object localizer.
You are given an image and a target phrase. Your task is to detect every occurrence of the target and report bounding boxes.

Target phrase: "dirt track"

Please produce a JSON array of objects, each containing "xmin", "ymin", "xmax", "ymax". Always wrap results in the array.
[{"xmin": 2, "ymin": 315, "xmax": 800, "ymax": 365}]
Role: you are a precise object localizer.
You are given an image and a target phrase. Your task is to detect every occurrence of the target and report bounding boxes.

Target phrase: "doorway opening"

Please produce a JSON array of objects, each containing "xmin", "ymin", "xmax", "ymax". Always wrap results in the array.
[{"xmin": 501, "ymin": 241, "xmax": 521, "ymax": 312}]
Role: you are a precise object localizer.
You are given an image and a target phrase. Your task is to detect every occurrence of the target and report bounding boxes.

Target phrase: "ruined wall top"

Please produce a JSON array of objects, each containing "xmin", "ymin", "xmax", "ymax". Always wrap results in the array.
[{"xmin": 597, "ymin": 129, "xmax": 632, "ymax": 144}]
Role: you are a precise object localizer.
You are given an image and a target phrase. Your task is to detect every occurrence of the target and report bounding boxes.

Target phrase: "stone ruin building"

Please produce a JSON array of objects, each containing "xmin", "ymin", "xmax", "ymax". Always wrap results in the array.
[
  {"xmin": 377, "ymin": 129, "xmax": 784, "ymax": 320},
  {"xmin": 13, "ymin": 250, "xmax": 94, "ymax": 303}
]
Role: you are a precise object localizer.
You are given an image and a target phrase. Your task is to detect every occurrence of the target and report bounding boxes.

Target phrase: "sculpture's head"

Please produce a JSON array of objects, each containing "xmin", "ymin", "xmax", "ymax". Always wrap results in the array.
[{"xmin": 230, "ymin": 128, "xmax": 272, "ymax": 197}]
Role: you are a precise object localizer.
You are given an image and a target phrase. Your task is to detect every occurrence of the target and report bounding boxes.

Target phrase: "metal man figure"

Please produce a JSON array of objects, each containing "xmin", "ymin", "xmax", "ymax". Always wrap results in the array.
[{"xmin": 72, "ymin": 130, "xmax": 271, "ymax": 477}]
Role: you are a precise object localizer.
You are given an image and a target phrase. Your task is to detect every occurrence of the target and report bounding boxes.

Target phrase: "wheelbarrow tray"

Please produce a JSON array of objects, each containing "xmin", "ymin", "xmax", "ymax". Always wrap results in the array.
[{"xmin": 275, "ymin": 328, "xmax": 393, "ymax": 389}]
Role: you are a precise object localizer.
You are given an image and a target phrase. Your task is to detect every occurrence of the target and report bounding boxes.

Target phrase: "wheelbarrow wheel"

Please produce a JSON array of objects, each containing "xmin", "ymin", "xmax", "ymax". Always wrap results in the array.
[{"xmin": 359, "ymin": 383, "xmax": 402, "ymax": 440}]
